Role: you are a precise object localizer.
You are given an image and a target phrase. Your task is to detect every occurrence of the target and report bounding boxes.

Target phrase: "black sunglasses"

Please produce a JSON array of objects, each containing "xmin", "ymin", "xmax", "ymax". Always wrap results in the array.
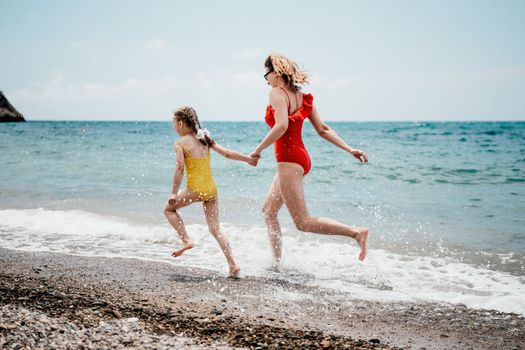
[{"xmin": 264, "ymin": 71, "xmax": 272, "ymax": 81}]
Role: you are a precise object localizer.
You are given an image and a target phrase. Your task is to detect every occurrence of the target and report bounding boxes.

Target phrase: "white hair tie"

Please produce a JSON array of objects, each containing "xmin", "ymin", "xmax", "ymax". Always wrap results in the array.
[{"xmin": 196, "ymin": 128, "xmax": 211, "ymax": 140}]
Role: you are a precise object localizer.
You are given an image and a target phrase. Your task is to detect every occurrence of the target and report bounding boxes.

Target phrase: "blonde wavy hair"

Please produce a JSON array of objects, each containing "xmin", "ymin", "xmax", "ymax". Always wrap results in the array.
[{"xmin": 264, "ymin": 53, "xmax": 309, "ymax": 92}]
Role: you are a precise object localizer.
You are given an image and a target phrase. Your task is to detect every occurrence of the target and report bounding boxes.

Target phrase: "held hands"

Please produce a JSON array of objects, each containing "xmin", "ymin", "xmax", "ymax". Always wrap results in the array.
[
  {"xmin": 238, "ymin": 153, "xmax": 259, "ymax": 166},
  {"xmin": 350, "ymin": 148, "xmax": 368, "ymax": 163},
  {"xmin": 248, "ymin": 152, "xmax": 261, "ymax": 166}
]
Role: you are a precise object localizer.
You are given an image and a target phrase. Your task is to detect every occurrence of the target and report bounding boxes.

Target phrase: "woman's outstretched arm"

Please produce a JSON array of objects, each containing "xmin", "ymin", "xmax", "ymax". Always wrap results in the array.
[
  {"xmin": 251, "ymin": 88, "xmax": 289, "ymax": 157},
  {"xmin": 308, "ymin": 105, "xmax": 368, "ymax": 162},
  {"xmin": 211, "ymin": 142, "xmax": 253, "ymax": 164}
]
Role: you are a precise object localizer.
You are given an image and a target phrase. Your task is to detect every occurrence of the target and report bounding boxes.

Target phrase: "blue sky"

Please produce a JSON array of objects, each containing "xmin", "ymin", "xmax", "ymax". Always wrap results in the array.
[{"xmin": 1, "ymin": 0, "xmax": 524, "ymax": 121}]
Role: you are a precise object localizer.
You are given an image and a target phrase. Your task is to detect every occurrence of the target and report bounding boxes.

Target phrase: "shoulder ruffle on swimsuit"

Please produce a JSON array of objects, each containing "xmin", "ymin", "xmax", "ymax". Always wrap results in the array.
[
  {"xmin": 176, "ymin": 141, "xmax": 217, "ymax": 201},
  {"xmin": 264, "ymin": 89, "xmax": 314, "ymax": 175}
]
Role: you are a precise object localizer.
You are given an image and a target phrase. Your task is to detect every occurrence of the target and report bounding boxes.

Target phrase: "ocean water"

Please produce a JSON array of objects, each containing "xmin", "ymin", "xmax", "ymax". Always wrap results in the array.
[{"xmin": 1, "ymin": 121, "xmax": 524, "ymax": 314}]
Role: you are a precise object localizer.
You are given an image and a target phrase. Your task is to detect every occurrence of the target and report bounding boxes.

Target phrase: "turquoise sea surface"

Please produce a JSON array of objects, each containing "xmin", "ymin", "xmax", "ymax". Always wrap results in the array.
[{"xmin": 1, "ymin": 121, "xmax": 524, "ymax": 313}]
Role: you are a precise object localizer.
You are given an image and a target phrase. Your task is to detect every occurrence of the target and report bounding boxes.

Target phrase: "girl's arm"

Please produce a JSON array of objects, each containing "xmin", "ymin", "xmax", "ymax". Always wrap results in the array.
[
  {"xmin": 212, "ymin": 142, "xmax": 252, "ymax": 163},
  {"xmin": 171, "ymin": 143, "xmax": 185, "ymax": 195},
  {"xmin": 250, "ymin": 88, "xmax": 289, "ymax": 157},
  {"xmin": 308, "ymin": 105, "xmax": 368, "ymax": 163}
]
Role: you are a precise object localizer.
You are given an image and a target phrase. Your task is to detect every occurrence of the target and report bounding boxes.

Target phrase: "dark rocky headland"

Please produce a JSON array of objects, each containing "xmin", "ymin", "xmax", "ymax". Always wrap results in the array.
[{"xmin": 0, "ymin": 90, "xmax": 25, "ymax": 122}]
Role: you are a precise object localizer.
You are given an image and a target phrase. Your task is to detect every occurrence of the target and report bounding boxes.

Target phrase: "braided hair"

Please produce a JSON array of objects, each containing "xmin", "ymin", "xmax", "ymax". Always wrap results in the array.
[{"xmin": 173, "ymin": 106, "xmax": 214, "ymax": 147}]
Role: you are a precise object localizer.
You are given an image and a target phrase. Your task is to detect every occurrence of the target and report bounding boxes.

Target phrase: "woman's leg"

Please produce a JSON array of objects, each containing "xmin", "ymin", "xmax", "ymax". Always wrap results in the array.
[
  {"xmin": 277, "ymin": 163, "xmax": 369, "ymax": 261},
  {"xmin": 262, "ymin": 174, "xmax": 285, "ymax": 264},
  {"xmin": 164, "ymin": 189, "xmax": 201, "ymax": 257},
  {"xmin": 202, "ymin": 197, "xmax": 240, "ymax": 277}
]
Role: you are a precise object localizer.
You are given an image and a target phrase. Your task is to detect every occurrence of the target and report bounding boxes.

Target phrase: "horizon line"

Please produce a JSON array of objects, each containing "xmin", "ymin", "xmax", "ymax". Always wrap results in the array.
[{"xmin": 15, "ymin": 118, "xmax": 525, "ymax": 123}]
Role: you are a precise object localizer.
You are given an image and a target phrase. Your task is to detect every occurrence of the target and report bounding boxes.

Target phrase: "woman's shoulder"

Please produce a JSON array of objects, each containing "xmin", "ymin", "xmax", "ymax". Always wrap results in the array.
[{"xmin": 269, "ymin": 87, "xmax": 287, "ymax": 99}]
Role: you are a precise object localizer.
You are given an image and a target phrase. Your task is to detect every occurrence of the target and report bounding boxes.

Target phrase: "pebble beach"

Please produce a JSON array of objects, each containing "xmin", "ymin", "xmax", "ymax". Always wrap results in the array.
[{"xmin": 1, "ymin": 248, "xmax": 523, "ymax": 349}]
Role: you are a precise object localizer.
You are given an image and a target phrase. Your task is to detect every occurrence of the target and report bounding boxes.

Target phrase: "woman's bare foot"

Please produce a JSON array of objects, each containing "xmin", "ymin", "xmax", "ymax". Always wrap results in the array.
[
  {"xmin": 355, "ymin": 228, "xmax": 368, "ymax": 261},
  {"xmin": 228, "ymin": 265, "xmax": 240, "ymax": 278},
  {"xmin": 171, "ymin": 241, "xmax": 194, "ymax": 257}
]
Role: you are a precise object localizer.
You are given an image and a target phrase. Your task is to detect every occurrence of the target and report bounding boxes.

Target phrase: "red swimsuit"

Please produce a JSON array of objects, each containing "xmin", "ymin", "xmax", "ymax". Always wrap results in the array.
[{"xmin": 265, "ymin": 88, "xmax": 314, "ymax": 175}]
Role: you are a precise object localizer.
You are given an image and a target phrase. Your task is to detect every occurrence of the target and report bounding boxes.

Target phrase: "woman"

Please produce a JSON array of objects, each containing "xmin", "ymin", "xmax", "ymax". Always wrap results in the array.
[{"xmin": 250, "ymin": 53, "xmax": 369, "ymax": 266}]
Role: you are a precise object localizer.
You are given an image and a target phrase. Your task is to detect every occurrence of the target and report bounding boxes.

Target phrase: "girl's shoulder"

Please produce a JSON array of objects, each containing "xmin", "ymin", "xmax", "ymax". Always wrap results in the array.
[
  {"xmin": 174, "ymin": 137, "xmax": 190, "ymax": 153},
  {"xmin": 176, "ymin": 136, "xmax": 209, "ymax": 157},
  {"xmin": 175, "ymin": 134, "xmax": 192, "ymax": 145}
]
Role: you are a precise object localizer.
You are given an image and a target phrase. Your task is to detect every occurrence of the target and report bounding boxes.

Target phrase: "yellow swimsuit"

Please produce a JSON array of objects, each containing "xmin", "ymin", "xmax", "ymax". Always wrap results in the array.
[{"xmin": 177, "ymin": 141, "xmax": 217, "ymax": 201}]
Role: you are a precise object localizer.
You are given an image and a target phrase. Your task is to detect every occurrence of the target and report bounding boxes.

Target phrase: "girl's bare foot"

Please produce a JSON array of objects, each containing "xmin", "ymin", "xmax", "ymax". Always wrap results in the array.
[
  {"xmin": 171, "ymin": 241, "xmax": 194, "ymax": 257},
  {"xmin": 355, "ymin": 228, "xmax": 368, "ymax": 261},
  {"xmin": 229, "ymin": 265, "xmax": 240, "ymax": 279},
  {"xmin": 267, "ymin": 261, "xmax": 280, "ymax": 273}
]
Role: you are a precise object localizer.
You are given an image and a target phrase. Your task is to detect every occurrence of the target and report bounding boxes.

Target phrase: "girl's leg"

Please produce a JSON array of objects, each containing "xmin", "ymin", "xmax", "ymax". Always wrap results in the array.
[
  {"xmin": 262, "ymin": 174, "xmax": 285, "ymax": 265},
  {"xmin": 164, "ymin": 189, "xmax": 201, "ymax": 257},
  {"xmin": 202, "ymin": 197, "xmax": 240, "ymax": 277},
  {"xmin": 277, "ymin": 163, "xmax": 369, "ymax": 261}
]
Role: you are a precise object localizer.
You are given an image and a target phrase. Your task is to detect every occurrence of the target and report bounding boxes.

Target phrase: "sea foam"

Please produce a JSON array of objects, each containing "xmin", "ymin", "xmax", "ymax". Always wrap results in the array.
[{"xmin": 1, "ymin": 208, "xmax": 523, "ymax": 315}]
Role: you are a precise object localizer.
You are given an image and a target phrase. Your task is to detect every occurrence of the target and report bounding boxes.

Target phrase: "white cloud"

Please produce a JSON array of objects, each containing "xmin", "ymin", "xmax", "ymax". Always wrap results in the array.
[
  {"xmin": 10, "ymin": 64, "xmax": 524, "ymax": 121},
  {"xmin": 9, "ymin": 73, "xmax": 183, "ymax": 119},
  {"xmin": 14, "ymin": 75, "xmax": 176, "ymax": 101}
]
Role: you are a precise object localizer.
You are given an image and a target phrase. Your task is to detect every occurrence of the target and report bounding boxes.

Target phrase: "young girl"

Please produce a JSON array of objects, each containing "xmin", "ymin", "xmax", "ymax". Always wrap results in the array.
[{"xmin": 164, "ymin": 106, "xmax": 252, "ymax": 278}]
